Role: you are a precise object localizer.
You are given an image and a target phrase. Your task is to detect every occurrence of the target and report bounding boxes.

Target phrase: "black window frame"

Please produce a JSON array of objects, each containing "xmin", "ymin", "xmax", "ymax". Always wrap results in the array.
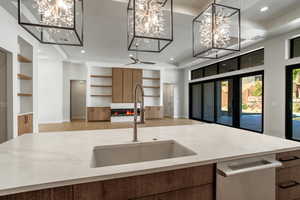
[
  {"xmin": 286, "ymin": 64, "xmax": 300, "ymax": 142},
  {"xmin": 190, "ymin": 48, "xmax": 264, "ymax": 80},
  {"xmin": 290, "ymin": 37, "xmax": 300, "ymax": 59},
  {"xmin": 189, "ymin": 70, "xmax": 264, "ymax": 134}
]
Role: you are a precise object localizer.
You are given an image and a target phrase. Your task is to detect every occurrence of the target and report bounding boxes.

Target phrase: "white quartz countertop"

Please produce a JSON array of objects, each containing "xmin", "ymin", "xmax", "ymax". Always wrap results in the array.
[{"xmin": 1, "ymin": 124, "xmax": 300, "ymax": 196}]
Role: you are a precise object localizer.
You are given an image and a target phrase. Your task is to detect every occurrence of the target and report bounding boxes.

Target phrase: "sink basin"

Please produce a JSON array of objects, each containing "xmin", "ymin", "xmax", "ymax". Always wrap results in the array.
[{"xmin": 91, "ymin": 140, "xmax": 196, "ymax": 168}]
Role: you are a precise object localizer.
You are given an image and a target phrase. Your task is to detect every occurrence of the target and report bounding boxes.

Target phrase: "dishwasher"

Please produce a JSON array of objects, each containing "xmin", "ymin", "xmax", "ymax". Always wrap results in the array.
[{"xmin": 217, "ymin": 155, "xmax": 282, "ymax": 200}]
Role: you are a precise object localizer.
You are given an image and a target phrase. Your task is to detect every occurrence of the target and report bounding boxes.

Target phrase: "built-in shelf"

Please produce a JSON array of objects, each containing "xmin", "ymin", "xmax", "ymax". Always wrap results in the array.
[
  {"xmin": 90, "ymin": 94, "xmax": 112, "ymax": 97},
  {"xmin": 144, "ymin": 95, "xmax": 160, "ymax": 98},
  {"xmin": 90, "ymin": 75, "xmax": 112, "ymax": 79},
  {"xmin": 18, "ymin": 93, "xmax": 32, "ymax": 97},
  {"xmin": 143, "ymin": 77, "xmax": 160, "ymax": 81},
  {"xmin": 90, "ymin": 85, "xmax": 112, "ymax": 88},
  {"xmin": 18, "ymin": 55, "xmax": 32, "ymax": 63},
  {"xmin": 17, "ymin": 73, "xmax": 32, "ymax": 80},
  {"xmin": 143, "ymin": 86, "xmax": 160, "ymax": 89}
]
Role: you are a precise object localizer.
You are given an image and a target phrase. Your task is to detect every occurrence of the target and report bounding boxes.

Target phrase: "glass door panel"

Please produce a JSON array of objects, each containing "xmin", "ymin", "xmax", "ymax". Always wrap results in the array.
[
  {"xmin": 216, "ymin": 79, "xmax": 233, "ymax": 126},
  {"xmin": 240, "ymin": 74, "xmax": 263, "ymax": 132},
  {"xmin": 287, "ymin": 67, "xmax": 300, "ymax": 140},
  {"xmin": 203, "ymin": 82, "xmax": 215, "ymax": 122},
  {"xmin": 191, "ymin": 83, "xmax": 202, "ymax": 120}
]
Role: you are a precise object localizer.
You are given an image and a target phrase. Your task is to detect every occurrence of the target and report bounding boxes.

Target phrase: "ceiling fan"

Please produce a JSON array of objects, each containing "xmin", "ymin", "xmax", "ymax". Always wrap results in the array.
[{"xmin": 126, "ymin": 51, "xmax": 156, "ymax": 65}]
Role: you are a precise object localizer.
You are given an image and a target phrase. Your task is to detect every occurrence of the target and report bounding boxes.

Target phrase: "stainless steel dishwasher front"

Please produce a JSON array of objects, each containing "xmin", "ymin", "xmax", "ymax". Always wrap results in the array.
[{"xmin": 217, "ymin": 155, "xmax": 282, "ymax": 200}]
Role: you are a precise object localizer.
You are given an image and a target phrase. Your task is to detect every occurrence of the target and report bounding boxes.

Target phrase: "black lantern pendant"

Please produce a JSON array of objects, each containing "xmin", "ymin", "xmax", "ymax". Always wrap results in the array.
[
  {"xmin": 18, "ymin": 0, "xmax": 84, "ymax": 46},
  {"xmin": 127, "ymin": 0, "xmax": 173, "ymax": 53},
  {"xmin": 193, "ymin": 0, "xmax": 241, "ymax": 59}
]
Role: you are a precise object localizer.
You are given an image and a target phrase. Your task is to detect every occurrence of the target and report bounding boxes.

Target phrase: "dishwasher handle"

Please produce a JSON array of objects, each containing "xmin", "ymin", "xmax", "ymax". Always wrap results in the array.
[{"xmin": 217, "ymin": 157, "xmax": 282, "ymax": 177}]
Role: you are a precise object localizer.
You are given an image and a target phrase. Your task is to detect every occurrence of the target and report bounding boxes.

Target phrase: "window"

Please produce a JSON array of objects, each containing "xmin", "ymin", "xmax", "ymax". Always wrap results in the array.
[
  {"xmin": 190, "ymin": 83, "xmax": 202, "ymax": 120},
  {"xmin": 190, "ymin": 49, "xmax": 264, "ymax": 79},
  {"xmin": 219, "ymin": 58, "xmax": 238, "ymax": 74},
  {"xmin": 291, "ymin": 37, "xmax": 300, "ymax": 59},
  {"xmin": 216, "ymin": 79, "xmax": 233, "ymax": 126},
  {"xmin": 191, "ymin": 68, "xmax": 203, "ymax": 80},
  {"xmin": 189, "ymin": 71, "xmax": 264, "ymax": 133},
  {"xmin": 286, "ymin": 65, "xmax": 300, "ymax": 141},
  {"xmin": 240, "ymin": 49, "xmax": 264, "ymax": 69},
  {"xmin": 239, "ymin": 74, "xmax": 263, "ymax": 132},
  {"xmin": 204, "ymin": 64, "xmax": 218, "ymax": 77}
]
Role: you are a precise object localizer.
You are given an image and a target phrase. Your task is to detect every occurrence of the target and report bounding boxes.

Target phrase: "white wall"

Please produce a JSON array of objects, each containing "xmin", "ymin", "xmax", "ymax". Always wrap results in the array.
[
  {"xmin": 182, "ymin": 28, "xmax": 300, "ymax": 139},
  {"xmin": 63, "ymin": 62, "xmax": 87, "ymax": 122},
  {"xmin": 38, "ymin": 59, "xmax": 63, "ymax": 124},
  {"xmin": 0, "ymin": 6, "xmax": 39, "ymax": 138}
]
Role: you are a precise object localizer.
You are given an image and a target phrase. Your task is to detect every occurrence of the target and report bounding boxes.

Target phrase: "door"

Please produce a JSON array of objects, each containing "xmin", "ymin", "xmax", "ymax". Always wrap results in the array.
[
  {"xmin": 0, "ymin": 50, "xmax": 7, "ymax": 143},
  {"xmin": 239, "ymin": 74, "xmax": 263, "ymax": 132},
  {"xmin": 132, "ymin": 69, "xmax": 142, "ymax": 102},
  {"xmin": 123, "ymin": 69, "xmax": 133, "ymax": 103},
  {"xmin": 70, "ymin": 80, "xmax": 86, "ymax": 121},
  {"xmin": 112, "ymin": 68, "xmax": 123, "ymax": 103},
  {"xmin": 203, "ymin": 81, "xmax": 215, "ymax": 122},
  {"xmin": 286, "ymin": 65, "xmax": 300, "ymax": 141},
  {"xmin": 163, "ymin": 84, "xmax": 174, "ymax": 118},
  {"xmin": 216, "ymin": 79, "xmax": 233, "ymax": 126}
]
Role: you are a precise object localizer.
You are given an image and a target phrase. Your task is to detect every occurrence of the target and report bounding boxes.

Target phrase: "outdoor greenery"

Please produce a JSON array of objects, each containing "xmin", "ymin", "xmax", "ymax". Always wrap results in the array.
[{"xmin": 252, "ymin": 81, "xmax": 262, "ymax": 97}]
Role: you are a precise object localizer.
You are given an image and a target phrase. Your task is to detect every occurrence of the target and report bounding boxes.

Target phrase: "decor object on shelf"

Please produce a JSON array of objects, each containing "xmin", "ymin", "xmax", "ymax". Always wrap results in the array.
[
  {"xmin": 193, "ymin": 0, "xmax": 240, "ymax": 59},
  {"xmin": 127, "ymin": 0, "xmax": 173, "ymax": 52},
  {"xmin": 18, "ymin": 0, "xmax": 83, "ymax": 46}
]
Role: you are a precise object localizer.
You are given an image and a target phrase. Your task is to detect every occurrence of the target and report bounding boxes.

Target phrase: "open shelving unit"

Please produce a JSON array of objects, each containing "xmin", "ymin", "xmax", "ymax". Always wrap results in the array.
[
  {"xmin": 142, "ymin": 70, "xmax": 161, "ymax": 106},
  {"xmin": 88, "ymin": 67, "xmax": 113, "ymax": 107},
  {"xmin": 17, "ymin": 37, "xmax": 33, "ymax": 115}
]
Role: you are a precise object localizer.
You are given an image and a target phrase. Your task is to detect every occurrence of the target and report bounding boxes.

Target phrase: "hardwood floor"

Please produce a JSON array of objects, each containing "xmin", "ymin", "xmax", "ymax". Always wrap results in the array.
[{"xmin": 39, "ymin": 118, "xmax": 202, "ymax": 133}]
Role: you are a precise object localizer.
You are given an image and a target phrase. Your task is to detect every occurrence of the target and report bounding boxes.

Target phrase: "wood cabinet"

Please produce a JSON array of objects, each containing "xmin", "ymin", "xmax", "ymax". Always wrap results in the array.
[
  {"xmin": 112, "ymin": 68, "xmax": 143, "ymax": 103},
  {"xmin": 18, "ymin": 114, "xmax": 33, "ymax": 136},
  {"xmin": 145, "ymin": 106, "xmax": 163, "ymax": 120},
  {"xmin": 1, "ymin": 164, "xmax": 215, "ymax": 200},
  {"xmin": 276, "ymin": 150, "xmax": 300, "ymax": 200},
  {"xmin": 112, "ymin": 68, "xmax": 123, "ymax": 103},
  {"xmin": 132, "ymin": 69, "xmax": 143, "ymax": 102},
  {"xmin": 123, "ymin": 69, "xmax": 133, "ymax": 103},
  {"xmin": 87, "ymin": 107, "xmax": 111, "ymax": 122}
]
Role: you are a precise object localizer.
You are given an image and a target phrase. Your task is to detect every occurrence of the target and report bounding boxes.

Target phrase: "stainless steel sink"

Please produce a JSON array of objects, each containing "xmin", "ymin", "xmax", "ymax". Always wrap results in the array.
[{"xmin": 91, "ymin": 140, "xmax": 196, "ymax": 168}]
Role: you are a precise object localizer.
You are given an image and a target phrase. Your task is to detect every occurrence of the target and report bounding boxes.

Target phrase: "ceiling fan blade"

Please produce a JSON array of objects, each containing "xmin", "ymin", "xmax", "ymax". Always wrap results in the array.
[
  {"xmin": 130, "ymin": 57, "xmax": 137, "ymax": 62},
  {"xmin": 140, "ymin": 61, "xmax": 156, "ymax": 65},
  {"xmin": 125, "ymin": 62, "xmax": 137, "ymax": 66}
]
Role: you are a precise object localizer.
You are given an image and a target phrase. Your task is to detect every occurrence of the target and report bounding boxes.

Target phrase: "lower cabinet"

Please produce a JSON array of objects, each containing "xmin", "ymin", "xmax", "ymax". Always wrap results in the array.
[
  {"xmin": 87, "ymin": 107, "xmax": 111, "ymax": 122},
  {"xmin": 1, "ymin": 164, "xmax": 215, "ymax": 200},
  {"xmin": 18, "ymin": 114, "xmax": 33, "ymax": 136},
  {"xmin": 145, "ymin": 106, "xmax": 163, "ymax": 120},
  {"xmin": 276, "ymin": 150, "xmax": 300, "ymax": 200}
]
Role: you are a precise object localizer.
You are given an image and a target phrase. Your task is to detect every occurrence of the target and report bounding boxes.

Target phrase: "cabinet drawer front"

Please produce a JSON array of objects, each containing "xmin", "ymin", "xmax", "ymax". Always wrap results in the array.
[
  {"xmin": 277, "ymin": 184, "xmax": 300, "ymax": 200},
  {"xmin": 156, "ymin": 184, "xmax": 213, "ymax": 200},
  {"xmin": 277, "ymin": 165, "xmax": 300, "ymax": 184},
  {"xmin": 277, "ymin": 151, "xmax": 300, "ymax": 168},
  {"xmin": 103, "ymin": 165, "xmax": 215, "ymax": 200}
]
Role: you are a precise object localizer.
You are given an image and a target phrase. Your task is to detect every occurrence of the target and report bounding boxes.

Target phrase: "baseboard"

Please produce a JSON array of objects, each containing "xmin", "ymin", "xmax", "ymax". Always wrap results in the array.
[{"xmin": 39, "ymin": 120, "xmax": 64, "ymax": 124}]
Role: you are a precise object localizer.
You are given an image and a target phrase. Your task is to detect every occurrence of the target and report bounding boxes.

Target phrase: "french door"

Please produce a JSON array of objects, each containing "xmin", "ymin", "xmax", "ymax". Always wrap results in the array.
[
  {"xmin": 189, "ymin": 71, "xmax": 264, "ymax": 133},
  {"xmin": 286, "ymin": 65, "xmax": 300, "ymax": 141}
]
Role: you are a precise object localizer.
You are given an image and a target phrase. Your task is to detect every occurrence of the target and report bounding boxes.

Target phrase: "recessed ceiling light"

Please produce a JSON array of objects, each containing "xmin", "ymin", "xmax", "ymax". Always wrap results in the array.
[
  {"xmin": 81, "ymin": 50, "xmax": 86, "ymax": 54},
  {"xmin": 260, "ymin": 6, "xmax": 269, "ymax": 12},
  {"xmin": 170, "ymin": 58, "xmax": 174, "ymax": 61},
  {"xmin": 129, "ymin": 54, "xmax": 133, "ymax": 57}
]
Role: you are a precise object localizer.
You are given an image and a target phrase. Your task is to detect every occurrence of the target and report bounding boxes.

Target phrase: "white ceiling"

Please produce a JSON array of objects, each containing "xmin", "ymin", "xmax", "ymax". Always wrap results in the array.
[{"xmin": 2, "ymin": 0, "xmax": 300, "ymax": 68}]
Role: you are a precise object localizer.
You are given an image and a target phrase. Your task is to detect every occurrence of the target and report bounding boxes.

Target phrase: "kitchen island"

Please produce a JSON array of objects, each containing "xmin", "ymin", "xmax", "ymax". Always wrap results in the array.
[{"xmin": 0, "ymin": 124, "xmax": 300, "ymax": 199}]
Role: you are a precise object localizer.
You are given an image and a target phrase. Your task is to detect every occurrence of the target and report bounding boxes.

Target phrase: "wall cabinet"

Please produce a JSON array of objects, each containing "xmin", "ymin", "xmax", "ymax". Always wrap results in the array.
[
  {"xmin": 1, "ymin": 165, "xmax": 215, "ymax": 200},
  {"xmin": 87, "ymin": 107, "xmax": 111, "ymax": 122},
  {"xmin": 112, "ymin": 68, "xmax": 143, "ymax": 103},
  {"xmin": 112, "ymin": 68, "xmax": 123, "ymax": 103},
  {"xmin": 18, "ymin": 114, "xmax": 33, "ymax": 136},
  {"xmin": 122, "ymin": 69, "xmax": 133, "ymax": 103}
]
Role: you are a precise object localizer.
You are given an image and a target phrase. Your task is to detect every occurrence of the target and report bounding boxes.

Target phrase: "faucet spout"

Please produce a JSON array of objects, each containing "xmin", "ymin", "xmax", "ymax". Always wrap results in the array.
[{"xmin": 133, "ymin": 84, "xmax": 145, "ymax": 142}]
